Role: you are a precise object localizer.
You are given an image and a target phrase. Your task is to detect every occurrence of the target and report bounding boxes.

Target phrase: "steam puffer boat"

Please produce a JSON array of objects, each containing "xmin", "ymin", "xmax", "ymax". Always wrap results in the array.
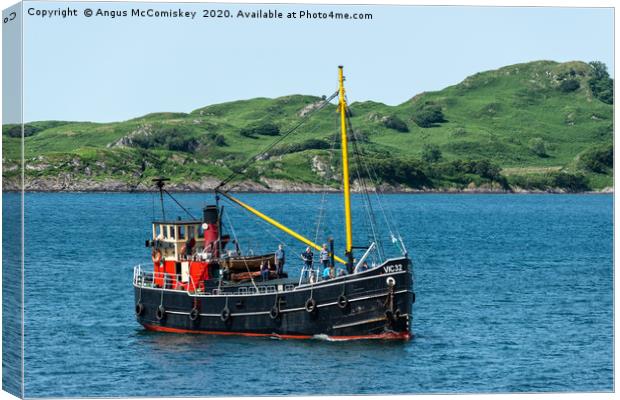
[{"xmin": 132, "ymin": 67, "xmax": 415, "ymax": 340}]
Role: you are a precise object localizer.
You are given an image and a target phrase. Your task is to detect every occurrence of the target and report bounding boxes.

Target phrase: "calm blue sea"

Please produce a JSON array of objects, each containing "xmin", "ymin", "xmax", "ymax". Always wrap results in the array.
[{"xmin": 7, "ymin": 193, "xmax": 614, "ymax": 397}]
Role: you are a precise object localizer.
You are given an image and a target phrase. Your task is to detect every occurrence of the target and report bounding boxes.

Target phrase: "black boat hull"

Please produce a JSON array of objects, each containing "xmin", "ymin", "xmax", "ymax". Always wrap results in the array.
[{"xmin": 134, "ymin": 257, "xmax": 414, "ymax": 340}]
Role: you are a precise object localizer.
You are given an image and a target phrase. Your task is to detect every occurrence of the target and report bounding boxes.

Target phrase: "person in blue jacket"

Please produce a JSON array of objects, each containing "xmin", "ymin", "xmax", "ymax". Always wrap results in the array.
[{"xmin": 322, "ymin": 264, "xmax": 335, "ymax": 280}]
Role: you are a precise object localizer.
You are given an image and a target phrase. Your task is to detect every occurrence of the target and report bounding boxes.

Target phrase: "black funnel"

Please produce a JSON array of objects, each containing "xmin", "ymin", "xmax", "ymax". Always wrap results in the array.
[{"xmin": 203, "ymin": 205, "xmax": 218, "ymax": 224}]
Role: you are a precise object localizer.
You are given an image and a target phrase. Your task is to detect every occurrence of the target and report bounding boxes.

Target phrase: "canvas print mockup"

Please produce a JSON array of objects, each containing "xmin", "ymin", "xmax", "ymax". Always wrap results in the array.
[{"xmin": 2, "ymin": 1, "xmax": 614, "ymax": 398}]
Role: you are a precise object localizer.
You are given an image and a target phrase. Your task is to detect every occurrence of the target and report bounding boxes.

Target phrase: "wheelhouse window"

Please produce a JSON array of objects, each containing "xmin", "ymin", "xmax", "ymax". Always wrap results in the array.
[
  {"xmin": 154, "ymin": 225, "xmax": 163, "ymax": 240},
  {"xmin": 188, "ymin": 225, "xmax": 196, "ymax": 239}
]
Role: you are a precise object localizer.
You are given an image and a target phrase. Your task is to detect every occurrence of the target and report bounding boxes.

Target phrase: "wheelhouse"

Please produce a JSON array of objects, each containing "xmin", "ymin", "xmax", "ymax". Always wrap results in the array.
[
  {"xmin": 147, "ymin": 207, "xmax": 223, "ymax": 292},
  {"xmin": 152, "ymin": 220, "xmax": 205, "ymax": 261}
]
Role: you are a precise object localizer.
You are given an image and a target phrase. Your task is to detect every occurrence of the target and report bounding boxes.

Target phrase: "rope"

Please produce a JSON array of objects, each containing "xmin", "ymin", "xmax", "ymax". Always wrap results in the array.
[
  {"xmin": 163, "ymin": 189, "xmax": 197, "ymax": 220},
  {"xmin": 217, "ymin": 90, "xmax": 339, "ymax": 191}
]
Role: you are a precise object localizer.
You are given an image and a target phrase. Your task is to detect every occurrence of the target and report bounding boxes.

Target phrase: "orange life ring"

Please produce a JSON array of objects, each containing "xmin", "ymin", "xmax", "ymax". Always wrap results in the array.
[{"xmin": 151, "ymin": 249, "xmax": 162, "ymax": 264}]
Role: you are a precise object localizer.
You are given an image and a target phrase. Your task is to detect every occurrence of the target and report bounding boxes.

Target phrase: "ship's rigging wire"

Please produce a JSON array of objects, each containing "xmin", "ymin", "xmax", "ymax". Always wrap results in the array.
[
  {"xmin": 162, "ymin": 188, "xmax": 197, "ymax": 220},
  {"xmin": 344, "ymin": 111, "xmax": 406, "ymax": 256},
  {"xmin": 217, "ymin": 90, "xmax": 339, "ymax": 191},
  {"xmin": 313, "ymin": 125, "xmax": 340, "ymax": 245},
  {"xmin": 215, "ymin": 84, "xmax": 407, "ymax": 263},
  {"xmin": 345, "ymin": 107, "xmax": 384, "ymax": 260},
  {"xmin": 355, "ymin": 142, "xmax": 406, "ymax": 254},
  {"xmin": 350, "ymin": 134, "xmax": 380, "ymax": 247}
]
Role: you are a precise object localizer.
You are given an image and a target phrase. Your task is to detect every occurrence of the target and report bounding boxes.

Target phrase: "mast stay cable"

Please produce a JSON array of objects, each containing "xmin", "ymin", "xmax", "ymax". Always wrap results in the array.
[
  {"xmin": 345, "ymin": 110, "xmax": 385, "ymax": 260},
  {"xmin": 162, "ymin": 188, "xmax": 197, "ymax": 220},
  {"xmin": 217, "ymin": 90, "xmax": 339, "ymax": 191},
  {"xmin": 313, "ymin": 121, "xmax": 340, "ymax": 245},
  {"xmin": 345, "ymin": 111, "xmax": 406, "ymax": 256}
]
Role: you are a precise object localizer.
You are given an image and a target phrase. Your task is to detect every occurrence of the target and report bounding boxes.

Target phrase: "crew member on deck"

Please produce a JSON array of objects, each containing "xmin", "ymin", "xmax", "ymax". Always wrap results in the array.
[
  {"xmin": 260, "ymin": 260, "xmax": 270, "ymax": 282},
  {"xmin": 319, "ymin": 244, "xmax": 330, "ymax": 272},
  {"xmin": 301, "ymin": 246, "xmax": 314, "ymax": 273},
  {"xmin": 184, "ymin": 237, "xmax": 196, "ymax": 260},
  {"xmin": 323, "ymin": 264, "xmax": 335, "ymax": 280},
  {"xmin": 275, "ymin": 244, "xmax": 285, "ymax": 278}
]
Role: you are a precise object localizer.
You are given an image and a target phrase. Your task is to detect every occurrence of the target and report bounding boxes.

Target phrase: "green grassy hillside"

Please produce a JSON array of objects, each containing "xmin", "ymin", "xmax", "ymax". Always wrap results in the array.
[{"xmin": 2, "ymin": 60, "xmax": 613, "ymax": 192}]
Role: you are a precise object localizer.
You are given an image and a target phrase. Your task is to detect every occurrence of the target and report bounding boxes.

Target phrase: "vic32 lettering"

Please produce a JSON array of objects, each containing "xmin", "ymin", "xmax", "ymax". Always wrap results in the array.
[{"xmin": 383, "ymin": 264, "xmax": 403, "ymax": 273}]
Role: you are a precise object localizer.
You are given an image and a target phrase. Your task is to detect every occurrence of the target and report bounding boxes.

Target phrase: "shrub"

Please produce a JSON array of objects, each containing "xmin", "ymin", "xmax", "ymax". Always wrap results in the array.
[
  {"xmin": 577, "ymin": 144, "xmax": 613, "ymax": 173},
  {"xmin": 421, "ymin": 144, "xmax": 442, "ymax": 163},
  {"xmin": 468, "ymin": 159, "xmax": 502, "ymax": 181},
  {"xmin": 361, "ymin": 158, "xmax": 431, "ymax": 188},
  {"xmin": 269, "ymin": 139, "xmax": 331, "ymax": 156},
  {"xmin": 240, "ymin": 122, "xmax": 280, "ymax": 138},
  {"xmin": 412, "ymin": 102, "xmax": 445, "ymax": 128},
  {"xmin": 559, "ymin": 79, "xmax": 580, "ymax": 92},
  {"xmin": 551, "ymin": 172, "xmax": 590, "ymax": 192},
  {"xmin": 167, "ymin": 136, "xmax": 198, "ymax": 152},
  {"xmin": 131, "ymin": 125, "xmax": 198, "ymax": 153},
  {"xmin": 508, "ymin": 172, "xmax": 590, "ymax": 192},
  {"xmin": 588, "ymin": 61, "xmax": 613, "ymax": 104},
  {"xmin": 206, "ymin": 133, "xmax": 227, "ymax": 146},
  {"xmin": 3, "ymin": 124, "xmax": 41, "ymax": 138},
  {"xmin": 382, "ymin": 116, "xmax": 409, "ymax": 132},
  {"xmin": 432, "ymin": 159, "xmax": 505, "ymax": 186}
]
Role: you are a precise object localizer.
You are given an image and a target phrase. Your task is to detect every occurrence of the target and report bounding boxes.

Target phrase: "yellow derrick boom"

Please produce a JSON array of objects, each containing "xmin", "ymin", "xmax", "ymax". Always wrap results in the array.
[{"xmin": 217, "ymin": 190, "xmax": 346, "ymax": 265}]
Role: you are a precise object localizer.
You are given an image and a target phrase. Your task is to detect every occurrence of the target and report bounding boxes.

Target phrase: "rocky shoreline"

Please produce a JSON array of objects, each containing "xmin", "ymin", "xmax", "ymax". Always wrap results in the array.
[{"xmin": 1, "ymin": 177, "xmax": 613, "ymax": 194}]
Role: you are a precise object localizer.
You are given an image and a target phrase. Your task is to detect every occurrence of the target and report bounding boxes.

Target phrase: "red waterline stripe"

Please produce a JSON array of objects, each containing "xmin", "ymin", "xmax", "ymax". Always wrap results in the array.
[{"xmin": 142, "ymin": 323, "xmax": 410, "ymax": 341}]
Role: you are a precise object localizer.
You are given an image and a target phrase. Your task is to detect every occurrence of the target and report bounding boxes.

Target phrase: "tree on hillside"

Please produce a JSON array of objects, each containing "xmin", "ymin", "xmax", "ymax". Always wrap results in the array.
[
  {"xmin": 421, "ymin": 144, "xmax": 442, "ymax": 163},
  {"xmin": 3, "ymin": 124, "xmax": 41, "ymax": 138},
  {"xmin": 577, "ymin": 143, "xmax": 613, "ymax": 173},
  {"xmin": 412, "ymin": 102, "xmax": 446, "ymax": 128},
  {"xmin": 559, "ymin": 79, "xmax": 580, "ymax": 92},
  {"xmin": 382, "ymin": 115, "xmax": 409, "ymax": 132},
  {"xmin": 240, "ymin": 122, "xmax": 280, "ymax": 138},
  {"xmin": 588, "ymin": 61, "xmax": 613, "ymax": 104}
]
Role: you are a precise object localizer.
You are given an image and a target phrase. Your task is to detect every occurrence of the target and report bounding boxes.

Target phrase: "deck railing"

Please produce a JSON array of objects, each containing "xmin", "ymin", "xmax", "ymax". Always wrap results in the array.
[
  {"xmin": 133, "ymin": 265, "xmax": 302, "ymax": 296},
  {"xmin": 133, "ymin": 263, "xmax": 374, "ymax": 296},
  {"xmin": 133, "ymin": 265, "xmax": 198, "ymax": 292}
]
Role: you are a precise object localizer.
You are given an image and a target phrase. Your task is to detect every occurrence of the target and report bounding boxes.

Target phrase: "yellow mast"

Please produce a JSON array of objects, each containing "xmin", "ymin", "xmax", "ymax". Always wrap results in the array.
[{"xmin": 339, "ymin": 66, "xmax": 354, "ymax": 268}]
